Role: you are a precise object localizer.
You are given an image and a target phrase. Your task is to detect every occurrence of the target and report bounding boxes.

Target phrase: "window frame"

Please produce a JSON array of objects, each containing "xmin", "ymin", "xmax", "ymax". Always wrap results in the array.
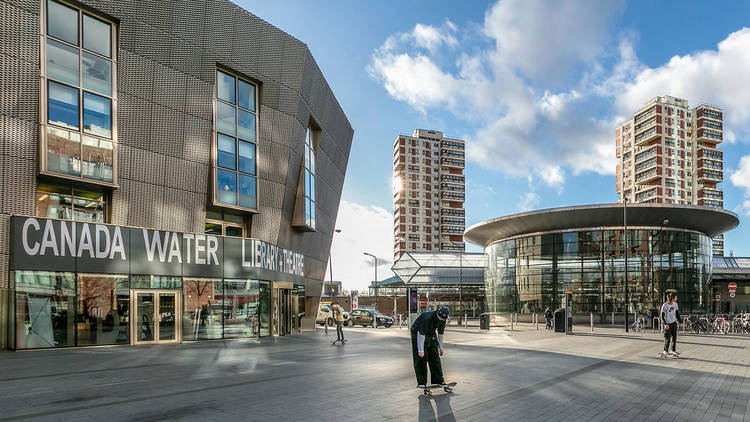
[
  {"xmin": 303, "ymin": 125, "xmax": 318, "ymax": 230},
  {"xmin": 204, "ymin": 217, "xmax": 245, "ymax": 238},
  {"xmin": 36, "ymin": 184, "xmax": 109, "ymax": 223},
  {"xmin": 211, "ymin": 67, "xmax": 260, "ymax": 213},
  {"xmin": 39, "ymin": 0, "xmax": 118, "ymax": 187}
]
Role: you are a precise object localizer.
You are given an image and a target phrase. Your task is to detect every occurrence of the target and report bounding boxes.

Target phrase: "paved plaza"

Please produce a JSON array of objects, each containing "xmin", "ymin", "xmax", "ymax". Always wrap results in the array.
[{"xmin": 0, "ymin": 323, "xmax": 749, "ymax": 421}]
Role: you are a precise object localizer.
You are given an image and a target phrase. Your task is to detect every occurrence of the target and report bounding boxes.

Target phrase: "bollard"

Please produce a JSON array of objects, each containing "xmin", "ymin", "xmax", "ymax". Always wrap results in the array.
[
  {"xmin": 536, "ymin": 313, "xmax": 539, "ymax": 331},
  {"xmin": 590, "ymin": 312, "xmax": 594, "ymax": 332},
  {"xmin": 611, "ymin": 311, "xmax": 615, "ymax": 327},
  {"xmin": 510, "ymin": 313, "xmax": 514, "ymax": 331}
]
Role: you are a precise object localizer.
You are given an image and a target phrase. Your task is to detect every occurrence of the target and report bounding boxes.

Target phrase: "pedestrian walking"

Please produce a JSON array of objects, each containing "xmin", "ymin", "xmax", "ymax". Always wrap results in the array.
[
  {"xmin": 544, "ymin": 307, "xmax": 553, "ymax": 330},
  {"xmin": 410, "ymin": 306, "xmax": 450, "ymax": 389},
  {"xmin": 332, "ymin": 301, "xmax": 346, "ymax": 343},
  {"xmin": 661, "ymin": 292, "xmax": 680, "ymax": 357}
]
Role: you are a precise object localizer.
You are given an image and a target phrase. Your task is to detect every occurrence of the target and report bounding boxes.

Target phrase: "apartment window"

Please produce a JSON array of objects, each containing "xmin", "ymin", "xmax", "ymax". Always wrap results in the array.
[
  {"xmin": 42, "ymin": 0, "xmax": 116, "ymax": 184},
  {"xmin": 205, "ymin": 210, "xmax": 245, "ymax": 237},
  {"xmin": 214, "ymin": 69, "xmax": 258, "ymax": 210},
  {"xmin": 36, "ymin": 184, "xmax": 106, "ymax": 222},
  {"xmin": 303, "ymin": 127, "xmax": 318, "ymax": 229}
]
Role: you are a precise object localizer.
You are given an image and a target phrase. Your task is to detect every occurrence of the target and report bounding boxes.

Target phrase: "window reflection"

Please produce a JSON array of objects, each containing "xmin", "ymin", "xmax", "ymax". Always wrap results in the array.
[
  {"xmin": 36, "ymin": 185, "xmax": 106, "ymax": 223},
  {"xmin": 82, "ymin": 135, "xmax": 113, "ymax": 182},
  {"xmin": 47, "ymin": 0, "xmax": 78, "ymax": 45},
  {"xmin": 217, "ymin": 169, "xmax": 237, "ymax": 206},
  {"xmin": 46, "ymin": 126, "xmax": 81, "ymax": 176},
  {"xmin": 46, "ymin": 39, "xmax": 79, "ymax": 86},
  {"xmin": 222, "ymin": 279, "xmax": 259, "ymax": 338},
  {"xmin": 82, "ymin": 14, "xmax": 111, "ymax": 57},
  {"xmin": 83, "ymin": 92, "xmax": 111, "ymax": 138},
  {"xmin": 15, "ymin": 271, "xmax": 76, "ymax": 349},
  {"xmin": 77, "ymin": 274, "xmax": 129, "ymax": 346},
  {"xmin": 183, "ymin": 278, "xmax": 222, "ymax": 340},
  {"xmin": 48, "ymin": 81, "xmax": 79, "ymax": 129},
  {"xmin": 238, "ymin": 174, "xmax": 256, "ymax": 209},
  {"xmin": 82, "ymin": 52, "xmax": 112, "ymax": 96}
]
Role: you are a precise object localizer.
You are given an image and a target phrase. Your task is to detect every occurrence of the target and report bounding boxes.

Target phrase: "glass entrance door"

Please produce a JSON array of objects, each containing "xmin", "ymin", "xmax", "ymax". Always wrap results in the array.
[
  {"xmin": 132, "ymin": 290, "xmax": 181, "ymax": 344},
  {"xmin": 272, "ymin": 287, "xmax": 293, "ymax": 336}
]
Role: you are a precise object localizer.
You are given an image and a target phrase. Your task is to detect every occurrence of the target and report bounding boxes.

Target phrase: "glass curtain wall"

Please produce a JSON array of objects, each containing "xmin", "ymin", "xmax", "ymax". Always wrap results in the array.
[
  {"xmin": 259, "ymin": 281, "xmax": 271, "ymax": 336},
  {"xmin": 484, "ymin": 229, "xmax": 712, "ymax": 315},
  {"xmin": 222, "ymin": 279, "xmax": 260, "ymax": 338}
]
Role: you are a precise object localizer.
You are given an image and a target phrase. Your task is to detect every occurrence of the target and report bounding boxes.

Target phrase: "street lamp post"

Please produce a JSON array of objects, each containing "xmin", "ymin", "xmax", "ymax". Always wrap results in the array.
[
  {"xmin": 325, "ymin": 229, "xmax": 342, "ymax": 334},
  {"xmin": 624, "ymin": 197, "xmax": 628, "ymax": 332},
  {"xmin": 363, "ymin": 252, "xmax": 378, "ymax": 324},
  {"xmin": 650, "ymin": 220, "xmax": 669, "ymax": 313}
]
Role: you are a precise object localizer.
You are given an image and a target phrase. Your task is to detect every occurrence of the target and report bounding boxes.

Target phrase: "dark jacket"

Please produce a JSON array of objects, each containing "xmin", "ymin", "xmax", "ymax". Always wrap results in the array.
[{"xmin": 410, "ymin": 311, "xmax": 446, "ymax": 337}]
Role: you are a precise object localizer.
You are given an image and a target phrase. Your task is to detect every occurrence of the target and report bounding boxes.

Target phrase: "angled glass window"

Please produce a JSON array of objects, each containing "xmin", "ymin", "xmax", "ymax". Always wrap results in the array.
[
  {"xmin": 82, "ymin": 14, "xmax": 111, "ymax": 57},
  {"xmin": 83, "ymin": 92, "xmax": 111, "ymax": 138},
  {"xmin": 217, "ymin": 133, "xmax": 236, "ymax": 170},
  {"xmin": 42, "ymin": 0, "xmax": 116, "ymax": 184},
  {"xmin": 82, "ymin": 52, "xmax": 112, "ymax": 96},
  {"xmin": 217, "ymin": 168, "xmax": 237, "ymax": 206},
  {"xmin": 47, "ymin": 0, "xmax": 78, "ymax": 45},
  {"xmin": 214, "ymin": 69, "xmax": 258, "ymax": 210},
  {"xmin": 46, "ymin": 39, "xmax": 79, "ymax": 86},
  {"xmin": 37, "ymin": 184, "xmax": 106, "ymax": 223},
  {"xmin": 303, "ymin": 127, "xmax": 317, "ymax": 229}
]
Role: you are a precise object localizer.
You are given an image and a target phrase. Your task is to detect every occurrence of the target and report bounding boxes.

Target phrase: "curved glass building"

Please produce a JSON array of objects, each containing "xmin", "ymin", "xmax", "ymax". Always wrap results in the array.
[{"xmin": 465, "ymin": 204, "xmax": 738, "ymax": 315}]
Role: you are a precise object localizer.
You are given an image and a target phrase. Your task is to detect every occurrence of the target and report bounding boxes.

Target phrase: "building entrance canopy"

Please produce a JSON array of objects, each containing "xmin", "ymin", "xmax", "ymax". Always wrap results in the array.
[{"xmin": 391, "ymin": 252, "xmax": 484, "ymax": 285}]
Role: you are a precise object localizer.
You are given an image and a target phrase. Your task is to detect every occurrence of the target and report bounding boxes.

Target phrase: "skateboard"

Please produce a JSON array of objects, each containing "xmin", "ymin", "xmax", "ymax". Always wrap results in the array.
[
  {"xmin": 658, "ymin": 351, "xmax": 680, "ymax": 358},
  {"xmin": 331, "ymin": 339, "xmax": 347, "ymax": 344},
  {"xmin": 421, "ymin": 382, "xmax": 457, "ymax": 396}
]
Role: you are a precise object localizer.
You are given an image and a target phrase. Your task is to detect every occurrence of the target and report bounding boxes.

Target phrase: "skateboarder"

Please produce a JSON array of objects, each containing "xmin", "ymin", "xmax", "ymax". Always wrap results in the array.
[
  {"xmin": 544, "ymin": 307, "xmax": 553, "ymax": 330},
  {"xmin": 410, "ymin": 306, "xmax": 450, "ymax": 389},
  {"xmin": 332, "ymin": 302, "xmax": 345, "ymax": 343},
  {"xmin": 661, "ymin": 292, "xmax": 679, "ymax": 357}
]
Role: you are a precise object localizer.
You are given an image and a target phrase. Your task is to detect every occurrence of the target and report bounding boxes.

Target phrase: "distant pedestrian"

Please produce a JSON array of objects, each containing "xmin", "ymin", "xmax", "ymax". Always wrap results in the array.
[
  {"xmin": 544, "ymin": 307, "xmax": 553, "ymax": 330},
  {"xmin": 332, "ymin": 301, "xmax": 346, "ymax": 343},
  {"xmin": 661, "ymin": 292, "xmax": 679, "ymax": 356},
  {"xmin": 410, "ymin": 307, "xmax": 450, "ymax": 389}
]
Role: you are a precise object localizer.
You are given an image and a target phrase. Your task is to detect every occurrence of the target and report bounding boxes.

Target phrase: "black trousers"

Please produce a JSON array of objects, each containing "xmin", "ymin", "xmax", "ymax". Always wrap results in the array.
[
  {"xmin": 336, "ymin": 321, "xmax": 344, "ymax": 341},
  {"xmin": 664, "ymin": 322, "xmax": 678, "ymax": 352},
  {"xmin": 411, "ymin": 332, "xmax": 444, "ymax": 386}
]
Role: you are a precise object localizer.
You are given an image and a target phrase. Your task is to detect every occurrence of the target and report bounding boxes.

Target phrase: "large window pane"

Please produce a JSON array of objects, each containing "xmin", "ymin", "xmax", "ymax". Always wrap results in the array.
[
  {"xmin": 216, "ymin": 102, "xmax": 236, "ymax": 136},
  {"xmin": 183, "ymin": 279, "xmax": 223, "ymax": 340},
  {"xmin": 15, "ymin": 271, "xmax": 76, "ymax": 349},
  {"xmin": 77, "ymin": 274, "xmax": 129, "ymax": 346},
  {"xmin": 47, "ymin": 0, "xmax": 78, "ymax": 45},
  {"xmin": 238, "ymin": 174, "xmax": 256, "ymax": 209},
  {"xmin": 83, "ymin": 92, "xmax": 111, "ymax": 138},
  {"xmin": 237, "ymin": 79, "xmax": 255, "ymax": 111},
  {"xmin": 48, "ymin": 81, "xmax": 79, "ymax": 129},
  {"xmin": 217, "ymin": 169, "xmax": 237, "ymax": 205},
  {"xmin": 72, "ymin": 190, "xmax": 105, "ymax": 222},
  {"xmin": 237, "ymin": 109, "xmax": 256, "ymax": 141},
  {"xmin": 82, "ymin": 135, "xmax": 113, "ymax": 182},
  {"xmin": 46, "ymin": 39, "xmax": 79, "ymax": 86},
  {"xmin": 37, "ymin": 188, "xmax": 72, "ymax": 219},
  {"xmin": 259, "ymin": 281, "xmax": 270, "ymax": 336},
  {"xmin": 46, "ymin": 126, "xmax": 81, "ymax": 176},
  {"xmin": 309, "ymin": 170, "xmax": 315, "ymax": 199},
  {"xmin": 216, "ymin": 71, "xmax": 235, "ymax": 104},
  {"xmin": 222, "ymin": 279, "xmax": 259, "ymax": 338},
  {"xmin": 238, "ymin": 140, "xmax": 255, "ymax": 174},
  {"xmin": 225, "ymin": 226, "xmax": 243, "ymax": 237},
  {"xmin": 82, "ymin": 14, "xmax": 111, "ymax": 57},
  {"xmin": 205, "ymin": 222, "xmax": 222, "ymax": 235},
  {"xmin": 217, "ymin": 134, "xmax": 236, "ymax": 170},
  {"xmin": 82, "ymin": 52, "xmax": 112, "ymax": 96}
]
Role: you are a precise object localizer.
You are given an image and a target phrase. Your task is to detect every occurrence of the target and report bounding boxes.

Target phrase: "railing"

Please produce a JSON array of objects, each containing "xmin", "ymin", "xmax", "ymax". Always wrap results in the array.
[
  {"xmin": 701, "ymin": 120, "xmax": 722, "ymax": 130},
  {"xmin": 635, "ymin": 168, "xmax": 658, "ymax": 182},
  {"xmin": 701, "ymin": 110, "xmax": 722, "ymax": 120},
  {"xmin": 441, "ymin": 175, "xmax": 464, "ymax": 184},
  {"xmin": 442, "ymin": 209, "xmax": 465, "ymax": 217},
  {"xmin": 700, "ymin": 160, "xmax": 722, "ymax": 170},
  {"xmin": 441, "ymin": 217, "xmax": 465, "ymax": 225},
  {"xmin": 634, "ymin": 107, "xmax": 655, "ymax": 124},
  {"xmin": 634, "ymin": 116, "xmax": 656, "ymax": 134},
  {"xmin": 441, "ymin": 158, "xmax": 465, "ymax": 167},
  {"xmin": 700, "ymin": 170, "xmax": 722, "ymax": 180},
  {"xmin": 635, "ymin": 147, "xmax": 657, "ymax": 162},
  {"xmin": 635, "ymin": 189, "xmax": 657, "ymax": 202},
  {"xmin": 703, "ymin": 199, "xmax": 723, "ymax": 208},
  {"xmin": 441, "ymin": 192, "xmax": 465, "ymax": 200},
  {"xmin": 635, "ymin": 157, "xmax": 657, "ymax": 172},
  {"xmin": 635, "ymin": 127, "xmax": 657, "ymax": 143},
  {"xmin": 701, "ymin": 129, "xmax": 722, "ymax": 140},
  {"xmin": 441, "ymin": 141, "xmax": 464, "ymax": 150},
  {"xmin": 684, "ymin": 314, "xmax": 750, "ymax": 335},
  {"xmin": 702, "ymin": 190, "xmax": 723, "ymax": 200},
  {"xmin": 442, "ymin": 150, "xmax": 464, "ymax": 158}
]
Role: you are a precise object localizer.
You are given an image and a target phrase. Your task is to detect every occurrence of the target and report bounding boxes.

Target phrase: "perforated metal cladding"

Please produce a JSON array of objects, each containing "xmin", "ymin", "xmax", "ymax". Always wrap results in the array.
[{"xmin": 0, "ymin": 0, "xmax": 354, "ymax": 286}]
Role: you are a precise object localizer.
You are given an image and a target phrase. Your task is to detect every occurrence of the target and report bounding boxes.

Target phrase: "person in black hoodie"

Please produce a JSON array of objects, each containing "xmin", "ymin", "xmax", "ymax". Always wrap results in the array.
[
  {"xmin": 410, "ymin": 307, "xmax": 450, "ymax": 388},
  {"xmin": 544, "ymin": 307, "xmax": 553, "ymax": 330}
]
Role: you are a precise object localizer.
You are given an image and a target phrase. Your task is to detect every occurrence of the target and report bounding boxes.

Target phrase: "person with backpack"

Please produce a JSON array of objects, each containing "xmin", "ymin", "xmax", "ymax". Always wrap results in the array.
[
  {"xmin": 544, "ymin": 307, "xmax": 553, "ymax": 330},
  {"xmin": 332, "ymin": 302, "xmax": 346, "ymax": 343}
]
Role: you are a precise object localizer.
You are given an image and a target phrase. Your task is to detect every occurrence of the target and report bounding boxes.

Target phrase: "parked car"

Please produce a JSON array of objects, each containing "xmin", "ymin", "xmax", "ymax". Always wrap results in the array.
[
  {"xmin": 316, "ymin": 304, "xmax": 350, "ymax": 326},
  {"xmin": 349, "ymin": 310, "xmax": 394, "ymax": 328}
]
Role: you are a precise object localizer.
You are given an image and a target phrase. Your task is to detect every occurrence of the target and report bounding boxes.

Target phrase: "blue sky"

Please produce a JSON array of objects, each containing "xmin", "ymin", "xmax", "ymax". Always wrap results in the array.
[{"xmin": 241, "ymin": 0, "xmax": 750, "ymax": 292}]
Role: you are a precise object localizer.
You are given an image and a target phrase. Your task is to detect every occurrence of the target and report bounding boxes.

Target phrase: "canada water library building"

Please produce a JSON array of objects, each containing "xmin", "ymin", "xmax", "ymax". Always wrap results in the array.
[{"xmin": 0, "ymin": 0, "xmax": 353, "ymax": 349}]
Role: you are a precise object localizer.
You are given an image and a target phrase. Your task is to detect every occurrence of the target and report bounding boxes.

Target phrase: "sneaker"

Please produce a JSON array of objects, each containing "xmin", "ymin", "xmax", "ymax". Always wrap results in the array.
[
  {"xmin": 439, "ymin": 382, "xmax": 449, "ymax": 388},
  {"xmin": 417, "ymin": 384, "xmax": 426, "ymax": 389},
  {"xmin": 669, "ymin": 351, "xmax": 680, "ymax": 356}
]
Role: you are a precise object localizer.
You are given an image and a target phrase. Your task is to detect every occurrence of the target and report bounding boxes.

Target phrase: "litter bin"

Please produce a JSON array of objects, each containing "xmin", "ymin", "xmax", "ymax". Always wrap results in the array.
[
  {"xmin": 554, "ymin": 308, "xmax": 566, "ymax": 333},
  {"xmin": 480, "ymin": 313, "xmax": 490, "ymax": 330}
]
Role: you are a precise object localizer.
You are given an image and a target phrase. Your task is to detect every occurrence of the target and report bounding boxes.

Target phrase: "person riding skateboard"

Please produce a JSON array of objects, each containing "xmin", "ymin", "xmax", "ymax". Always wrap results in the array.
[
  {"xmin": 661, "ymin": 292, "xmax": 679, "ymax": 357},
  {"xmin": 410, "ymin": 306, "xmax": 450, "ymax": 389},
  {"xmin": 332, "ymin": 301, "xmax": 346, "ymax": 343}
]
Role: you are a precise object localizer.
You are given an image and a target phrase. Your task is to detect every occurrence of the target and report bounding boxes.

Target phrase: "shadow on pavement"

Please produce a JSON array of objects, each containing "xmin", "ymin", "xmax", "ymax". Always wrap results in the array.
[{"xmin": 418, "ymin": 393, "xmax": 456, "ymax": 422}]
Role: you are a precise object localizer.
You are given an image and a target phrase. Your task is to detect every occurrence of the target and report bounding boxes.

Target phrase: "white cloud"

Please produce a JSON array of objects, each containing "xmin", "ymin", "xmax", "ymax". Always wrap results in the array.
[
  {"xmin": 518, "ymin": 192, "xmax": 541, "ymax": 211},
  {"xmin": 731, "ymin": 155, "xmax": 750, "ymax": 216},
  {"xmin": 325, "ymin": 200, "xmax": 395, "ymax": 293},
  {"xmin": 413, "ymin": 21, "xmax": 458, "ymax": 53},
  {"xmin": 538, "ymin": 166, "xmax": 564, "ymax": 192},
  {"xmin": 613, "ymin": 28, "xmax": 750, "ymax": 142}
]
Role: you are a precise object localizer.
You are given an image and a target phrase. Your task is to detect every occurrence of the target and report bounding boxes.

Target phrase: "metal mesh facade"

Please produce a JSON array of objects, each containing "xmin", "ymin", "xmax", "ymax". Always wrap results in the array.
[{"xmin": 0, "ymin": 0, "xmax": 354, "ymax": 293}]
